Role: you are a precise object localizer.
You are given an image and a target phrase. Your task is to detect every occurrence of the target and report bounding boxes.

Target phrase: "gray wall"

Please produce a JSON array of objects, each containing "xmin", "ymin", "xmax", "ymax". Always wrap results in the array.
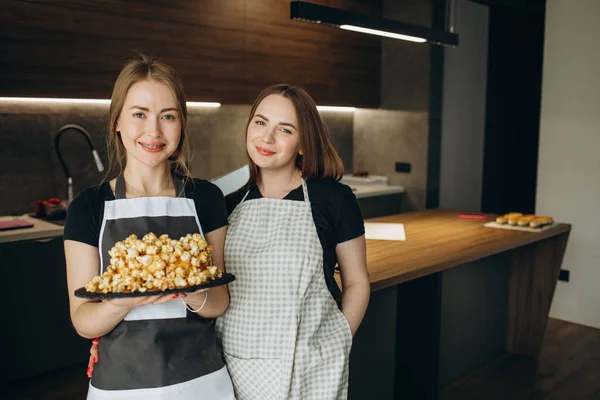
[
  {"xmin": 439, "ymin": 0, "xmax": 489, "ymax": 212},
  {"xmin": 0, "ymin": 102, "xmax": 429, "ymax": 215},
  {"xmin": 353, "ymin": 110, "xmax": 429, "ymax": 210},
  {"xmin": 537, "ymin": 0, "xmax": 600, "ymax": 329},
  {"xmin": 0, "ymin": 103, "xmax": 351, "ymax": 215},
  {"xmin": 381, "ymin": 0, "xmax": 431, "ymax": 111},
  {"xmin": 373, "ymin": 0, "xmax": 434, "ymax": 210}
]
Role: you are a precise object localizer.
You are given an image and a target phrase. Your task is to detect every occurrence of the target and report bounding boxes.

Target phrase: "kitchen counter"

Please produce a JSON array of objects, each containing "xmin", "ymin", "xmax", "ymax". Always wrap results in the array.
[
  {"xmin": 348, "ymin": 209, "xmax": 571, "ymax": 399},
  {"xmin": 0, "ymin": 215, "xmax": 64, "ymax": 244},
  {"xmin": 364, "ymin": 208, "xmax": 570, "ymax": 291}
]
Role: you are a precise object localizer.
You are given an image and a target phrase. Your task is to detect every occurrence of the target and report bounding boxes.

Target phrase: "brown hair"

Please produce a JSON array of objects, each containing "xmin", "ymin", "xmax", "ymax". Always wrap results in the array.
[
  {"xmin": 105, "ymin": 53, "xmax": 192, "ymax": 183},
  {"xmin": 244, "ymin": 84, "xmax": 344, "ymax": 188}
]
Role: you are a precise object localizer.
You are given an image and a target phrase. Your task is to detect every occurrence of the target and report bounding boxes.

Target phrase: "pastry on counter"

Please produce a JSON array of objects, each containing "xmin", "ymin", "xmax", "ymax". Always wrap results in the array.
[
  {"xmin": 530, "ymin": 216, "xmax": 554, "ymax": 228},
  {"xmin": 496, "ymin": 212, "xmax": 522, "ymax": 225},
  {"xmin": 517, "ymin": 214, "xmax": 537, "ymax": 226},
  {"xmin": 508, "ymin": 213, "xmax": 525, "ymax": 225},
  {"xmin": 495, "ymin": 212, "xmax": 554, "ymax": 229}
]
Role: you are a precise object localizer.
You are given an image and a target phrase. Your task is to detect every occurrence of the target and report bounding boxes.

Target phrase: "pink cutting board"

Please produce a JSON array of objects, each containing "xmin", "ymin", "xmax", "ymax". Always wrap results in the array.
[{"xmin": 0, "ymin": 219, "xmax": 35, "ymax": 231}]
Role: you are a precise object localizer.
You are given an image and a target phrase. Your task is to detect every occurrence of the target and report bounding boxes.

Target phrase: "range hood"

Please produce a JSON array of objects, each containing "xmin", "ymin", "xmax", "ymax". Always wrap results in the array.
[{"xmin": 290, "ymin": 1, "xmax": 459, "ymax": 47}]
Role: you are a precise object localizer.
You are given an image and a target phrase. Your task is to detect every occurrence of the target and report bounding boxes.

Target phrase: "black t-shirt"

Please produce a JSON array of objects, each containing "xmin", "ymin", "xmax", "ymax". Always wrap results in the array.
[
  {"xmin": 225, "ymin": 178, "xmax": 365, "ymax": 300},
  {"xmin": 64, "ymin": 179, "xmax": 228, "ymax": 248}
]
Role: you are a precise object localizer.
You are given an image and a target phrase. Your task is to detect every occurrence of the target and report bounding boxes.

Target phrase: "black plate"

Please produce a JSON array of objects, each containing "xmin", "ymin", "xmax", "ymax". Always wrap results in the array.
[{"xmin": 74, "ymin": 272, "xmax": 235, "ymax": 299}]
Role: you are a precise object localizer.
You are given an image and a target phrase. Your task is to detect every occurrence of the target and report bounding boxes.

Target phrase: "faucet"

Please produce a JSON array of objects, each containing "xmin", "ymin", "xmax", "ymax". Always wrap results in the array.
[{"xmin": 54, "ymin": 124, "xmax": 105, "ymax": 203}]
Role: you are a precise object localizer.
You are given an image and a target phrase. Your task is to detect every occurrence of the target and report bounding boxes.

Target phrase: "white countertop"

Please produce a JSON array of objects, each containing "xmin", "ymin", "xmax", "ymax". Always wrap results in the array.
[
  {"xmin": 348, "ymin": 184, "xmax": 405, "ymax": 199},
  {"xmin": 0, "ymin": 215, "xmax": 64, "ymax": 244}
]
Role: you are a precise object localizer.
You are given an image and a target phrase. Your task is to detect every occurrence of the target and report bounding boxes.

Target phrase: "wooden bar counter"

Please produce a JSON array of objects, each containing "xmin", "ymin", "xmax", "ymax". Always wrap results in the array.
[{"xmin": 347, "ymin": 209, "xmax": 571, "ymax": 400}]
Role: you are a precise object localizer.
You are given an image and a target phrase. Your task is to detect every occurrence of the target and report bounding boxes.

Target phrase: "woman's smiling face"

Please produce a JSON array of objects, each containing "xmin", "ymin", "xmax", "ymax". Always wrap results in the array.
[
  {"xmin": 117, "ymin": 79, "xmax": 182, "ymax": 168},
  {"xmin": 246, "ymin": 94, "xmax": 302, "ymax": 172}
]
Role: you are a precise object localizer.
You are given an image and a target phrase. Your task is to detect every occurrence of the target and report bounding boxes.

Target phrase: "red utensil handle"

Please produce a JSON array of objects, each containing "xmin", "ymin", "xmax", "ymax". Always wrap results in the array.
[{"xmin": 458, "ymin": 213, "xmax": 486, "ymax": 219}]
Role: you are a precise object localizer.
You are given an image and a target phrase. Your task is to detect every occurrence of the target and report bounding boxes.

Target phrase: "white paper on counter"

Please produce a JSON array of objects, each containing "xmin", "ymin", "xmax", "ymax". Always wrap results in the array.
[{"xmin": 364, "ymin": 222, "xmax": 406, "ymax": 241}]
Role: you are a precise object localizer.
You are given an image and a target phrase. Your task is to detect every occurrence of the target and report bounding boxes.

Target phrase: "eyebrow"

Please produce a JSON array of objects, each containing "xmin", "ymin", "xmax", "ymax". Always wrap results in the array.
[
  {"xmin": 129, "ymin": 106, "xmax": 178, "ymax": 113},
  {"xmin": 255, "ymin": 113, "xmax": 297, "ymax": 130}
]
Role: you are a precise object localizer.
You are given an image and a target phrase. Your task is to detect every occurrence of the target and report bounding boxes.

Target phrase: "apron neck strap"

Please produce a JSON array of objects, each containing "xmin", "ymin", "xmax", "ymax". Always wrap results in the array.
[
  {"xmin": 115, "ymin": 174, "xmax": 127, "ymax": 199},
  {"xmin": 301, "ymin": 178, "xmax": 310, "ymax": 202},
  {"xmin": 174, "ymin": 176, "xmax": 185, "ymax": 198},
  {"xmin": 115, "ymin": 173, "xmax": 184, "ymax": 200},
  {"xmin": 240, "ymin": 189, "xmax": 252, "ymax": 203}
]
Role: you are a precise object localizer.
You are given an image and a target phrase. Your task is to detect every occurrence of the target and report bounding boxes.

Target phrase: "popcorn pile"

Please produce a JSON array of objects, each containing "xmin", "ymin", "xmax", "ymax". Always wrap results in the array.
[{"xmin": 85, "ymin": 233, "xmax": 222, "ymax": 294}]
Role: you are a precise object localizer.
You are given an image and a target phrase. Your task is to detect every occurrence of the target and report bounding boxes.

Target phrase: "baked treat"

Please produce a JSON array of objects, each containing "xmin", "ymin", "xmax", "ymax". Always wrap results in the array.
[
  {"xmin": 496, "ymin": 212, "xmax": 523, "ymax": 225},
  {"xmin": 530, "ymin": 216, "xmax": 553, "ymax": 228},
  {"xmin": 494, "ymin": 212, "xmax": 554, "ymax": 229},
  {"xmin": 84, "ymin": 233, "xmax": 222, "ymax": 294},
  {"xmin": 517, "ymin": 214, "xmax": 537, "ymax": 226},
  {"xmin": 507, "ymin": 213, "xmax": 524, "ymax": 225}
]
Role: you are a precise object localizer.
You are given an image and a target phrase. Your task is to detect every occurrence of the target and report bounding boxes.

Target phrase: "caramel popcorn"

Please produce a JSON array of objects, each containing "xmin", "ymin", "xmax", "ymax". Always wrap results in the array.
[{"xmin": 85, "ymin": 233, "xmax": 222, "ymax": 294}]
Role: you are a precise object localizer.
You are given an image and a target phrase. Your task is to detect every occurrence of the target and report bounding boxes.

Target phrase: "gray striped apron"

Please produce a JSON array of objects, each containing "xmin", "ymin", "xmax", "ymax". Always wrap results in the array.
[
  {"xmin": 88, "ymin": 174, "xmax": 234, "ymax": 399},
  {"xmin": 216, "ymin": 179, "xmax": 353, "ymax": 399}
]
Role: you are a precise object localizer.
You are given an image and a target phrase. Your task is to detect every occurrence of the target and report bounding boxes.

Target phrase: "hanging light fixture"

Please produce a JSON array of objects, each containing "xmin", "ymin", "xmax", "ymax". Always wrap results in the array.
[{"xmin": 290, "ymin": 1, "xmax": 458, "ymax": 47}]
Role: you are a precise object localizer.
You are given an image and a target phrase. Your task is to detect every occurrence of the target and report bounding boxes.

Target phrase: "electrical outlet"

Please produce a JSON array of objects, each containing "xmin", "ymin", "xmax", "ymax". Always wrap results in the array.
[
  {"xmin": 395, "ymin": 162, "xmax": 411, "ymax": 173},
  {"xmin": 558, "ymin": 269, "xmax": 570, "ymax": 282}
]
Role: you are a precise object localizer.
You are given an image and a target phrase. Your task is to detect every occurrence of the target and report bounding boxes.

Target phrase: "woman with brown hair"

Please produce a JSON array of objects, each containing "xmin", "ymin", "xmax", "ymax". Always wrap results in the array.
[
  {"xmin": 217, "ymin": 84, "xmax": 370, "ymax": 399},
  {"xmin": 63, "ymin": 53, "xmax": 234, "ymax": 399}
]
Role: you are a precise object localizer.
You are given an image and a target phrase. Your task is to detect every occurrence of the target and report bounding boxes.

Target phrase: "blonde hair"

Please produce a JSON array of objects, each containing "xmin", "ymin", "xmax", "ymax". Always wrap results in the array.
[
  {"xmin": 244, "ymin": 84, "xmax": 344, "ymax": 188},
  {"xmin": 105, "ymin": 53, "xmax": 192, "ymax": 183}
]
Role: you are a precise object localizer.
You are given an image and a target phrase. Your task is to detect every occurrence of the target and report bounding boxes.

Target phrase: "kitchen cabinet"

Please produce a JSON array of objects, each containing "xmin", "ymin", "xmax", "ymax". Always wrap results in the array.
[
  {"xmin": 0, "ymin": 238, "xmax": 89, "ymax": 386},
  {"xmin": 349, "ymin": 184, "xmax": 406, "ymax": 219},
  {"xmin": 0, "ymin": 0, "xmax": 381, "ymax": 107},
  {"xmin": 357, "ymin": 192, "xmax": 406, "ymax": 219},
  {"xmin": 347, "ymin": 209, "xmax": 570, "ymax": 399}
]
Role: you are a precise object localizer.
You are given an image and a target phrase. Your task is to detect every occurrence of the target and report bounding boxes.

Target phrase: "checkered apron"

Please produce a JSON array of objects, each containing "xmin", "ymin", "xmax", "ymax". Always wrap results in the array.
[{"xmin": 216, "ymin": 180, "xmax": 353, "ymax": 399}]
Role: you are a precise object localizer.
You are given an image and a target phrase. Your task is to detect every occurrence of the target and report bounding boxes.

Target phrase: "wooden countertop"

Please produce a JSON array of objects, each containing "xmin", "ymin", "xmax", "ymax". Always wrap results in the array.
[{"xmin": 365, "ymin": 209, "xmax": 571, "ymax": 291}]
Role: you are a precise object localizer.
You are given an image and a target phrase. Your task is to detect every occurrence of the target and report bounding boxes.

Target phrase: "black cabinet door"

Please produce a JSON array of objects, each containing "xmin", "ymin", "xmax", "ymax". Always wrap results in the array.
[
  {"xmin": 0, "ymin": 238, "xmax": 89, "ymax": 386},
  {"xmin": 357, "ymin": 193, "xmax": 405, "ymax": 219}
]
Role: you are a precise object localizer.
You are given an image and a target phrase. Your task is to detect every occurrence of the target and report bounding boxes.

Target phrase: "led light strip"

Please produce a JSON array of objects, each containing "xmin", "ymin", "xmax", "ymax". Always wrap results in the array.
[
  {"xmin": 316, "ymin": 106, "xmax": 356, "ymax": 112},
  {"xmin": 0, "ymin": 97, "xmax": 221, "ymax": 108},
  {"xmin": 0, "ymin": 97, "xmax": 357, "ymax": 111},
  {"xmin": 340, "ymin": 25, "xmax": 426, "ymax": 43}
]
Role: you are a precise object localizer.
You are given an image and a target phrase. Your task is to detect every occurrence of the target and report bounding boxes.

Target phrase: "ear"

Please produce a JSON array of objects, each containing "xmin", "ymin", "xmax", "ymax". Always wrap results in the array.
[
  {"xmin": 298, "ymin": 148, "xmax": 303, "ymax": 156},
  {"xmin": 115, "ymin": 121, "xmax": 120, "ymax": 134}
]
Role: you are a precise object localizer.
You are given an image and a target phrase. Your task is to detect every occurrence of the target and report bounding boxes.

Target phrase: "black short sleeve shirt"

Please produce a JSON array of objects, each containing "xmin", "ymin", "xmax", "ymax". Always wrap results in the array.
[{"xmin": 64, "ymin": 179, "xmax": 228, "ymax": 247}]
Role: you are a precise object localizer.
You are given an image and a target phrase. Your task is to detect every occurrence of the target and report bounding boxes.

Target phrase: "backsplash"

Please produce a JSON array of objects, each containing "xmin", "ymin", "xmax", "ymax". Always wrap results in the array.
[
  {"xmin": 0, "ymin": 102, "xmax": 427, "ymax": 215},
  {"xmin": 354, "ymin": 109, "xmax": 429, "ymax": 210}
]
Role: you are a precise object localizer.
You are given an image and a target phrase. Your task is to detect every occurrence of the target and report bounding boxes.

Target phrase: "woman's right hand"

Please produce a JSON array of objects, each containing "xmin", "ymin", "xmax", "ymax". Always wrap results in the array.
[{"xmin": 86, "ymin": 338, "xmax": 99, "ymax": 378}]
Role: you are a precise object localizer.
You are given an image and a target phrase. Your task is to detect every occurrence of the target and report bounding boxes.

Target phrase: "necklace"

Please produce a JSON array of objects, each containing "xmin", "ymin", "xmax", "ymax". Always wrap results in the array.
[{"xmin": 125, "ymin": 179, "xmax": 171, "ymax": 197}]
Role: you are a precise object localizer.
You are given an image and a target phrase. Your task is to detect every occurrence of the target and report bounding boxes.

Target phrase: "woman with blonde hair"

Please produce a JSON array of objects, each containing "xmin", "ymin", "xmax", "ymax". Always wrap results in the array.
[{"xmin": 64, "ymin": 53, "xmax": 234, "ymax": 399}]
